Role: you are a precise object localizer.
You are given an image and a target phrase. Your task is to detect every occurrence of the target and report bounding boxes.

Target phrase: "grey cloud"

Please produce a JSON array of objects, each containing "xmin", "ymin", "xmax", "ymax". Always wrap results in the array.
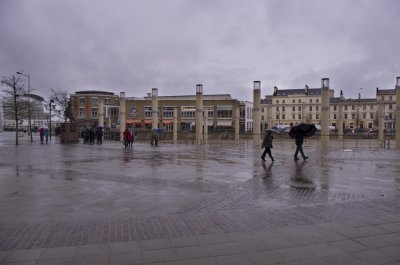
[{"xmin": 0, "ymin": 0, "xmax": 398, "ymax": 102}]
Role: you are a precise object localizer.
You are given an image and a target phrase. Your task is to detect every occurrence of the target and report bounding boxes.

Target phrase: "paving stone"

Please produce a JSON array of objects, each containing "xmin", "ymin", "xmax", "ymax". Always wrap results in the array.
[
  {"xmin": 214, "ymin": 254, "xmax": 254, "ymax": 265},
  {"xmin": 351, "ymin": 249, "xmax": 395, "ymax": 264},
  {"xmin": 328, "ymin": 239, "xmax": 369, "ymax": 253},
  {"xmin": 142, "ymin": 248, "xmax": 178, "ymax": 263},
  {"xmin": 109, "ymin": 251, "xmax": 142, "ymax": 265}
]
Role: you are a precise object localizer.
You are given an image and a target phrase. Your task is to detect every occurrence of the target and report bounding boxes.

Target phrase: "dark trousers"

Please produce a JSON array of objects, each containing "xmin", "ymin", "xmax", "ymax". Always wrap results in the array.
[
  {"xmin": 294, "ymin": 144, "xmax": 306, "ymax": 159},
  {"xmin": 261, "ymin": 147, "xmax": 274, "ymax": 161}
]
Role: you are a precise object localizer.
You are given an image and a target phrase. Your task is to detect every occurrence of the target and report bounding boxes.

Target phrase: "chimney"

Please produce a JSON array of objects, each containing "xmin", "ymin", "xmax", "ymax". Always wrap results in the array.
[
  {"xmin": 305, "ymin": 85, "xmax": 309, "ymax": 95},
  {"xmin": 147, "ymin": 93, "xmax": 152, "ymax": 97},
  {"xmin": 340, "ymin": 90, "xmax": 344, "ymax": 100},
  {"xmin": 273, "ymin": 86, "xmax": 278, "ymax": 96},
  {"xmin": 120, "ymin": 92, "xmax": 125, "ymax": 99},
  {"xmin": 358, "ymin": 93, "xmax": 361, "ymax": 100}
]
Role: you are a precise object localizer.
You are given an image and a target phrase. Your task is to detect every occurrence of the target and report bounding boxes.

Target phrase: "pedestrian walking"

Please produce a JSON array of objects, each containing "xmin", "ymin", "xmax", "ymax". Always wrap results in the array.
[
  {"xmin": 39, "ymin": 127, "xmax": 45, "ymax": 144},
  {"xmin": 261, "ymin": 131, "xmax": 274, "ymax": 162},
  {"xmin": 294, "ymin": 132, "xmax": 308, "ymax": 161},
  {"xmin": 44, "ymin": 128, "xmax": 49, "ymax": 144},
  {"xmin": 123, "ymin": 128, "xmax": 131, "ymax": 148}
]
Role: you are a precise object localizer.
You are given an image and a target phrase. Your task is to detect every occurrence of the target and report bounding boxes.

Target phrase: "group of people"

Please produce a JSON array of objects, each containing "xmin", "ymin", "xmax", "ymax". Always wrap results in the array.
[
  {"xmin": 38, "ymin": 127, "xmax": 49, "ymax": 144},
  {"xmin": 82, "ymin": 127, "xmax": 103, "ymax": 144},
  {"xmin": 261, "ymin": 131, "xmax": 308, "ymax": 162}
]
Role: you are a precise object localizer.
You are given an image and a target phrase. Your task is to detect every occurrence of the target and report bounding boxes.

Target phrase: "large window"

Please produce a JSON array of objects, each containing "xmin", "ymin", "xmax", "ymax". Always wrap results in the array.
[
  {"xmin": 79, "ymin": 108, "xmax": 85, "ymax": 119},
  {"xmin": 144, "ymin": 106, "xmax": 152, "ymax": 118},
  {"xmin": 79, "ymin": 97, "xmax": 85, "ymax": 105},
  {"xmin": 91, "ymin": 108, "xmax": 98, "ymax": 119},
  {"xmin": 217, "ymin": 105, "xmax": 232, "ymax": 118},
  {"xmin": 91, "ymin": 97, "xmax": 98, "ymax": 105},
  {"xmin": 163, "ymin": 106, "xmax": 174, "ymax": 118},
  {"xmin": 181, "ymin": 106, "xmax": 195, "ymax": 118}
]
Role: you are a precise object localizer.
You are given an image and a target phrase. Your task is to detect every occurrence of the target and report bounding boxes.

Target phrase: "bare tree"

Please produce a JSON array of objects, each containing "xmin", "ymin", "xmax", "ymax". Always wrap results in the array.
[
  {"xmin": 49, "ymin": 88, "xmax": 75, "ymax": 123},
  {"xmin": 1, "ymin": 75, "xmax": 26, "ymax": 145}
]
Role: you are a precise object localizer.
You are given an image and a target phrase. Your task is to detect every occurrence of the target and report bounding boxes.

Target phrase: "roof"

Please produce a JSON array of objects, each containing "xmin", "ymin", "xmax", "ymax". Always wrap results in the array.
[
  {"xmin": 342, "ymin": 98, "xmax": 377, "ymax": 103},
  {"xmin": 143, "ymin": 94, "xmax": 234, "ymax": 101},
  {"xmin": 275, "ymin": 88, "xmax": 322, "ymax": 96},
  {"xmin": 23, "ymin": 93, "xmax": 44, "ymax": 102},
  {"xmin": 376, "ymin": 89, "xmax": 395, "ymax": 95},
  {"xmin": 74, "ymin": 90, "xmax": 115, "ymax": 96}
]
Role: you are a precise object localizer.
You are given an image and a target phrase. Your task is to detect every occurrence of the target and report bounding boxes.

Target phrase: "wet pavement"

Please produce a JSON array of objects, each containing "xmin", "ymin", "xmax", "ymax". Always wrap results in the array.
[{"xmin": 0, "ymin": 132, "xmax": 400, "ymax": 265}]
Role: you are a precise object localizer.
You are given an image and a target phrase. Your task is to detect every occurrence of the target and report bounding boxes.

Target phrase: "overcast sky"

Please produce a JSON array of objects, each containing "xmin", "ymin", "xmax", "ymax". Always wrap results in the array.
[{"xmin": 0, "ymin": 0, "xmax": 399, "ymax": 102}]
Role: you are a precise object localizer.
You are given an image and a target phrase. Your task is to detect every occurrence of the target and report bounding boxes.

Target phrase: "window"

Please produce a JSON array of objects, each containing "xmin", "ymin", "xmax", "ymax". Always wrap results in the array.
[
  {"xmin": 282, "ymin": 106, "xmax": 285, "ymax": 111},
  {"xmin": 262, "ymin": 108, "xmax": 264, "ymax": 112},
  {"xmin": 276, "ymin": 100, "xmax": 279, "ymax": 104},
  {"xmin": 316, "ymin": 114, "xmax": 319, "ymax": 119},
  {"xmin": 208, "ymin": 109, "xmax": 214, "ymax": 118},
  {"xmin": 282, "ymin": 100, "xmax": 286, "ymax": 103},
  {"xmin": 79, "ymin": 108, "xmax": 85, "ymax": 119},
  {"xmin": 298, "ymin": 99, "xmax": 301, "ymax": 103},
  {"xmin": 352, "ymin": 105, "xmax": 355, "ymax": 111},
  {"xmin": 292, "ymin": 99, "xmax": 295, "ymax": 103},
  {"xmin": 261, "ymin": 115, "xmax": 264, "ymax": 120},
  {"xmin": 91, "ymin": 107, "xmax": 98, "ymax": 119},
  {"xmin": 276, "ymin": 114, "xmax": 279, "ymax": 120},
  {"xmin": 309, "ymin": 106, "xmax": 312, "ymax": 111},
  {"xmin": 333, "ymin": 114, "xmax": 337, "ymax": 119},
  {"xmin": 389, "ymin": 113, "xmax": 393, "ymax": 119},
  {"xmin": 352, "ymin": 114, "xmax": 355, "ymax": 119},
  {"xmin": 333, "ymin": 105, "xmax": 337, "ymax": 111},
  {"xmin": 316, "ymin": 98, "xmax": 319, "ymax": 103},
  {"xmin": 108, "ymin": 107, "xmax": 118, "ymax": 117},
  {"xmin": 298, "ymin": 106, "xmax": 301, "ymax": 111},
  {"xmin": 163, "ymin": 106, "xmax": 174, "ymax": 118},
  {"xmin": 79, "ymin": 97, "xmax": 85, "ymax": 105},
  {"xmin": 363, "ymin": 105, "xmax": 366, "ymax": 110},
  {"xmin": 91, "ymin": 97, "xmax": 98, "ymax": 105},
  {"xmin": 282, "ymin": 114, "xmax": 285, "ymax": 120},
  {"xmin": 316, "ymin": 106, "xmax": 319, "ymax": 111},
  {"xmin": 363, "ymin": 113, "xmax": 366, "ymax": 119},
  {"xmin": 389, "ymin": 104, "xmax": 392, "ymax": 110},
  {"xmin": 104, "ymin": 98, "xmax": 111, "ymax": 105},
  {"xmin": 344, "ymin": 114, "xmax": 348, "ymax": 119},
  {"xmin": 344, "ymin": 105, "xmax": 348, "ymax": 111},
  {"xmin": 389, "ymin": 96, "xmax": 392, "ymax": 100},
  {"xmin": 292, "ymin": 106, "xmax": 295, "ymax": 111},
  {"xmin": 370, "ymin": 113, "xmax": 374, "ymax": 119},
  {"xmin": 309, "ymin": 99, "xmax": 312, "ymax": 103},
  {"xmin": 217, "ymin": 105, "xmax": 232, "ymax": 118},
  {"xmin": 276, "ymin": 106, "xmax": 279, "ymax": 111},
  {"xmin": 292, "ymin": 114, "xmax": 295, "ymax": 119},
  {"xmin": 298, "ymin": 114, "xmax": 301, "ymax": 120},
  {"xmin": 181, "ymin": 106, "xmax": 195, "ymax": 118},
  {"xmin": 144, "ymin": 106, "xmax": 152, "ymax": 118}
]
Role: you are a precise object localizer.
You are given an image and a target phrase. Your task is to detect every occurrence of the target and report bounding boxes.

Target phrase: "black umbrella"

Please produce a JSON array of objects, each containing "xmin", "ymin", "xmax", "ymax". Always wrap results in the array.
[{"xmin": 288, "ymin": 124, "xmax": 317, "ymax": 139}]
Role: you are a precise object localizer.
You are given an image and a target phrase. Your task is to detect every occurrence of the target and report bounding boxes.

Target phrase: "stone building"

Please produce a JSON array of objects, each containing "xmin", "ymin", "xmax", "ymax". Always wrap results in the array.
[
  {"xmin": 70, "ymin": 90, "xmax": 119, "ymax": 129},
  {"xmin": 124, "ymin": 94, "xmax": 242, "ymax": 132}
]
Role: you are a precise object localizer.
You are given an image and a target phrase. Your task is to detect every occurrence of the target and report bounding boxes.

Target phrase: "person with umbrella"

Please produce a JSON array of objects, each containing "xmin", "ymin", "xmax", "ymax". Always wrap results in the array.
[
  {"xmin": 294, "ymin": 132, "xmax": 308, "ymax": 161},
  {"xmin": 261, "ymin": 129, "xmax": 276, "ymax": 162},
  {"xmin": 289, "ymin": 124, "xmax": 316, "ymax": 161}
]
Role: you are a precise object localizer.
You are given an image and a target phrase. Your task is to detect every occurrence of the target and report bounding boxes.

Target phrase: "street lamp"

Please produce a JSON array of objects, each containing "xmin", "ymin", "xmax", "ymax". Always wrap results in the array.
[
  {"xmin": 49, "ymin": 99, "xmax": 54, "ymax": 140},
  {"xmin": 16, "ymin": 71, "xmax": 33, "ymax": 143}
]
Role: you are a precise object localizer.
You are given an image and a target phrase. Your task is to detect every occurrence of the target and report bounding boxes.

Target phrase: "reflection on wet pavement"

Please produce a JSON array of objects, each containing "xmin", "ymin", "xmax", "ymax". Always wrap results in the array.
[{"xmin": 0, "ymin": 133, "xmax": 399, "ymax": 224}]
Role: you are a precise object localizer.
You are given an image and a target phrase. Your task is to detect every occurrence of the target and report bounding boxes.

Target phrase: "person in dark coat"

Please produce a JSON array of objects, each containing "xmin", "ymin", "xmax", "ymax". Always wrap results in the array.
[
  {"xmin": 294, "ymin": 132, "xmax": 308, "ymax": 161},
  {"xmin": 261, "ymin": 131, "xmax": 274, "ymax": 162}
]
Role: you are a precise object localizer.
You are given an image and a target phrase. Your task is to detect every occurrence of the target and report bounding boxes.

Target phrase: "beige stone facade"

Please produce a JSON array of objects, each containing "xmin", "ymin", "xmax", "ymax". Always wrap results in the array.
[{"xmin": 260, "ymin": 86, "xmax": 396, "ymax": 132}]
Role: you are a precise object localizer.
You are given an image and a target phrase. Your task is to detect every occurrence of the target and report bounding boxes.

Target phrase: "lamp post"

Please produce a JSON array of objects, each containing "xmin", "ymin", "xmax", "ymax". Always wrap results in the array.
[
  {"xmin": 49, "ymin": 99, "xmax": 54, "ymax": 141},
  {"xmin": 16, "ymin": 72, "xmax": 33, "ymax": 143}
]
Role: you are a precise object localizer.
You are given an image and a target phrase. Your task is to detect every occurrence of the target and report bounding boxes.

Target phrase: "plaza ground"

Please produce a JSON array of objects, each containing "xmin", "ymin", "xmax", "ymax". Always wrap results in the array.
[{"xmin": 0, "ymin": 132, "xmax": 399, "ymax": 265}]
